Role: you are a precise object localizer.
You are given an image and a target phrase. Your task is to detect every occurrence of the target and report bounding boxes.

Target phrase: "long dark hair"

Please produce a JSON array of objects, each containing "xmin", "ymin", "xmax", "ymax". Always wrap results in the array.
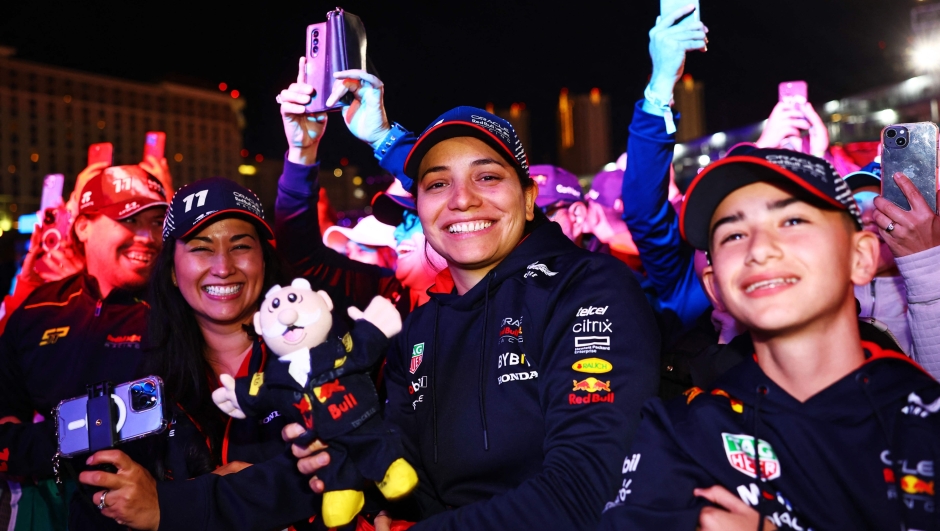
[{"xmin": 144, "ymin": 218, "xmax": 289, "ymax": 467}]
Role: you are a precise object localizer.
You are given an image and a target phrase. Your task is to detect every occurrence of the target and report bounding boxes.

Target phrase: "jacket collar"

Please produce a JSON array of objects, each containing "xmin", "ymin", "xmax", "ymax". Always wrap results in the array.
[{"xmin": 428, "ymin": 220, "xmax": 578, "ymax": 310}]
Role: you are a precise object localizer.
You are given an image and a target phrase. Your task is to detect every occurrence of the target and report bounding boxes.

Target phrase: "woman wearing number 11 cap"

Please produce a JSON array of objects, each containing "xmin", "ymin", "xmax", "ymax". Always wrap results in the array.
[{"xmin": 278, "ymin": 65, "xmax": 661, "ymax": 530}]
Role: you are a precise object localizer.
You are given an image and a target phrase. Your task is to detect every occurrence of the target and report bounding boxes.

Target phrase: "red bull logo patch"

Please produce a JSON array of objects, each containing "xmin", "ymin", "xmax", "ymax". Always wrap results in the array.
[
  {"xmin": 569, "ymin": 378, "xmax": 614, "ymax": 404},
  {"xmin": 722, "ymin": 433, "xmax": 781, "ymax": 480},
  {"xmin": 572, "ymin": 377, "xmax": 611, "ymax": 393},
  {"xmin": 901, "ymin": 475, "xmax": 935, "ymax": 495}
]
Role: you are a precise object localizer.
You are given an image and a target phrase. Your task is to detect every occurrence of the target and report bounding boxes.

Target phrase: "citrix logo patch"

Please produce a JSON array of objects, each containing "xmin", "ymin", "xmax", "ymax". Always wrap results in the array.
[
  {"xmin": 572, "ymin": 318, "xmax": 612, "ymax": 333},
  {"xmin": 40, "ymin": 327, "xmax": 70, "ymax": 346}
]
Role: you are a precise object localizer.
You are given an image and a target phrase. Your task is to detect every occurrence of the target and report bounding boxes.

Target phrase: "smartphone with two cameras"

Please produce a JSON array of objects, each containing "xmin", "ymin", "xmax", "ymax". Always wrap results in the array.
[
  {"xmin": 881, "ymin": 122, "xmax": 939, "ymax": 213},
  {"xmin": 55, "ymin": 376, "xmax": 167, "ymax": 457}
]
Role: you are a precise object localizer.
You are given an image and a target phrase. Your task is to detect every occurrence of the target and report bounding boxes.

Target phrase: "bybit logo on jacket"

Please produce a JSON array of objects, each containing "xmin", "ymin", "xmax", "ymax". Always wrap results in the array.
[{"xmin": 39, "ymin": 327, "xmax": 70, "ymax": 346}]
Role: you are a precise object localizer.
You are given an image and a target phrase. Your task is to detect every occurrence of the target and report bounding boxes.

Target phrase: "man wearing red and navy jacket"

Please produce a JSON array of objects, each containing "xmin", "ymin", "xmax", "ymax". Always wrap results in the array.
[{"xmin": 0, "ymin": 167, "xmax": 167, "ymax": 527}]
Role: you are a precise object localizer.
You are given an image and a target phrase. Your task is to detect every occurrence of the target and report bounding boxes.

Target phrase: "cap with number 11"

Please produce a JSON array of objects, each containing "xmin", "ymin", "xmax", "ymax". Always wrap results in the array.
[{"xmin": 162, "ymin": 177, "xmax": 274, "ymax": 242}]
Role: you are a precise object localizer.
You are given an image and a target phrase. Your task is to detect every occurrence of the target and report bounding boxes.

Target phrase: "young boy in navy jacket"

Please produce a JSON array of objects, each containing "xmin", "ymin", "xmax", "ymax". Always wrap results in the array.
[{"xmin": 599, "ymin": 147, "xmax": 940, "ymax": 530}]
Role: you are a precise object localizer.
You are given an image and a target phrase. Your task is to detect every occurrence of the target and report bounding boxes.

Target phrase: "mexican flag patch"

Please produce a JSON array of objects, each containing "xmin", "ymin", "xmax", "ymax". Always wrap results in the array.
[{"xmin": 721, "ymin": 432, "xmax": 781, "ymax": 480}]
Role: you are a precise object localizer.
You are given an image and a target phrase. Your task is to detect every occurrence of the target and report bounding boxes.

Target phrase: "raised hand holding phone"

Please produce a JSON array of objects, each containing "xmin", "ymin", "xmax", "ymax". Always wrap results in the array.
[
  {"xmin": 279, "ymin": 56, "xmax": 328, "ymax": 166},
  {"xmin": 873, "ymin": 171, "xmax": 940, "ymax": 258},
  {"xmin": 645, "ymin": 3, "xmax": 708, "ymax": 118}
]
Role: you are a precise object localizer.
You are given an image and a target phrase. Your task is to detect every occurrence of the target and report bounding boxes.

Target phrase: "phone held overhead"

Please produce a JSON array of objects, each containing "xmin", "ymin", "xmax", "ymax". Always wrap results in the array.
[
  {"xmin": 304, "ymin": 7, "xmax": 369, "ymax": 113},
  {"xmin": 881, "ymin": 122, "xmax": 939, "ymax": 213}
]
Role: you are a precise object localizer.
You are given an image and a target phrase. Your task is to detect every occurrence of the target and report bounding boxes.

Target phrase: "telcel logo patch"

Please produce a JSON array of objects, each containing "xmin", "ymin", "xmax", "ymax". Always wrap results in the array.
[
  {"xmin": 572, "ymin": 358, "xmax": 612, "ymax": 374},
  {"xmin": 576, "ymin": 306, "xmax": 608, "ymax": 317}
]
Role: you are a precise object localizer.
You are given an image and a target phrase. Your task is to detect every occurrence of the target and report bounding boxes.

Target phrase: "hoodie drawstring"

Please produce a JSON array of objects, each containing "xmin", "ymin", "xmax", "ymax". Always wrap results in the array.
[
  {"xmin": 478, "ymin": 273, "xmax": 492, "ymax": 451},
  {"xmin": 431, "ymin": 304, "xmax": 440, "ymax": 464},
  {"xmin": 753, "ymin": 385, "xmax": 768, "ymax": 531},
  {"xmin": 856, "ymin": 372, "xmax": 905, "ymax": 522}
]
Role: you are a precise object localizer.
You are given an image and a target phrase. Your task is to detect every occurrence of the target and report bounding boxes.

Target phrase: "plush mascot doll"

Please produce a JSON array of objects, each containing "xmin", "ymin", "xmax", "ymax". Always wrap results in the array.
[{"xmin": 212, "ymin": 278, "xmax": 418, "ymax": 527}]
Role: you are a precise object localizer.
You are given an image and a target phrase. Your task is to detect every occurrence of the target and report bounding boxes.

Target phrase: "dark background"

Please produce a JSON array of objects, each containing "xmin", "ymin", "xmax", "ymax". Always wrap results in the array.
[{"xmin": 0, "ymin": 0, "xmax": 918, "ymax": 174}]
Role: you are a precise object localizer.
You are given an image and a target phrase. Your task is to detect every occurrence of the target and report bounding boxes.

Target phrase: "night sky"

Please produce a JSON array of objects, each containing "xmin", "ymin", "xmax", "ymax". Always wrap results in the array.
[{"xmin": 0, "ymin": 0, "xmax": 920, "ymax": 175}]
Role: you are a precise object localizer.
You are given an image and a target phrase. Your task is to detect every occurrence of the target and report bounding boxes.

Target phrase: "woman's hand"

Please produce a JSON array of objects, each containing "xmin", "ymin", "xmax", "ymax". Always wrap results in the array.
[
  {"xmin": 282, "ymin": 423, "xmax": 330, "ymax": 493},
  {"xmin": 694, "ymin": 485, "xmax": 777, "ymax": 531},
  {"xmin": 78, "ymin": 450, "xmax": 160, "ymax": 531},
  {"xmin": 325, "ymin": 70, "xmax": 391, "ymax": 148},
  {"xmin": 873, "ymin": 172, "xmax": 940, "ymax": 258},
  {"xmin": 279, "ymin": 56, "xmax": 329, "ymax": 166}
]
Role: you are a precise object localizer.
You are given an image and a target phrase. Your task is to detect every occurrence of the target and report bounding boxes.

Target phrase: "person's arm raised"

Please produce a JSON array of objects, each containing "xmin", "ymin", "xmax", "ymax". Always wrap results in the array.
[{"xmin": 624, "ymin": 3, "xmax": 710, "ymax": 329}]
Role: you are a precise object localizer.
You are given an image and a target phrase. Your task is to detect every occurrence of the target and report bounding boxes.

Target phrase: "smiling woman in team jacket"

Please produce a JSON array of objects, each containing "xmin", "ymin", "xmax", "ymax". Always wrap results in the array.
[{"xmin": 283, "ymin": 71, "xmax": 661, "ymax": 531}]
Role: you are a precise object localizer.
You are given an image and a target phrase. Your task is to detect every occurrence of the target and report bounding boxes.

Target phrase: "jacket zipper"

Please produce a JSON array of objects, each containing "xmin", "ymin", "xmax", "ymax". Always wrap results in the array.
[
  {"xmin": 95, "ymin": 299, "xmax": 102, "ymax": 317},
  {"xmin": 869, "ymin": 282, "xmax": 876, "ymax": 324}
]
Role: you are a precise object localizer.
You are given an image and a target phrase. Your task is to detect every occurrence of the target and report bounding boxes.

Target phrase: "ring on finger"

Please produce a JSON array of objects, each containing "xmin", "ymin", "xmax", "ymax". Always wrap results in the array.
[
  {"xmin": 275, "ymin": 94, "xmax": 283, "ymax": 104},
  {"xmin": 97, "ymin": 489, "xmax": 110, "ymax": 510},
  {"xmin": 886, "ymin": 222, "xmax": 896, "ymax": 233}
]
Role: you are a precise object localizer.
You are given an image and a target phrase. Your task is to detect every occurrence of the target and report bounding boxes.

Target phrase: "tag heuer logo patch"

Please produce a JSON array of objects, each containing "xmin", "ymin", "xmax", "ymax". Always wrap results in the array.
[
  {"xmin": 410, "ymin": 343, "xmax": 425, "ymax": 374},
  {"xmin": 722, "ymin": 432, "xmax": 781, "ymax": 480}
]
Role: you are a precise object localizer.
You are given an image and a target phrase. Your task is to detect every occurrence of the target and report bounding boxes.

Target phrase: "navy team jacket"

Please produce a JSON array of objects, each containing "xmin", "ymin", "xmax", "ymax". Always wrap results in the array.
[
  {"xmin": 385, "ymin": 219, "xmax": 661, "ymax": 530},
  {"xmin": 599, "ymin": 342, "xmax": 940, "ymax": 530}
]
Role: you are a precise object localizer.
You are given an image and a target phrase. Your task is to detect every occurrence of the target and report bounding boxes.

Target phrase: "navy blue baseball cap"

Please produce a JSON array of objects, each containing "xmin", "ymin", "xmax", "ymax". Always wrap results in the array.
[
  {"xmin": 162, "ymin": 177, "xmax": 273, "ymax": 242},
  {"xmin": 403, "ymin": 107, "xmax": 529, "ymax": 189},
  {"xmin": 844, "ymin": 161, "xmax": 882, "ymax": 192},
  {"xmin": 680, "ymin": 148, "xmax": 861, "ymax": 250},
  {"xmin": 371, "ymin": 191, "xmax": 416, "ymax": 226}
]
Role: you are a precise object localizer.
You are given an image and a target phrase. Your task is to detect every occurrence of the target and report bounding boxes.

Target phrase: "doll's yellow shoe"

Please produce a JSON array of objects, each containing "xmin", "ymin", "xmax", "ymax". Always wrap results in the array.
[
  {"xmin": 376, "ymin": 458, "xmax": 419, "ymax": 500},
  {"xmin": 321, "ymin": 489, "xmax": 365, "ymax": 528}
]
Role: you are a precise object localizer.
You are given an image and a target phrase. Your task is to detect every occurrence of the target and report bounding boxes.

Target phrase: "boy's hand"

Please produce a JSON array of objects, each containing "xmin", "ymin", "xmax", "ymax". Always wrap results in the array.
[
  {"xmin": 694, "ymin": 485, "xmax": 778, "ymax": 531},
  {"xmin": 873, "ymin": 172, "xmax": 940, "ymax": 257},
  {"xmin": 279, "ymin": 56, "xmax": 329, "ymax": 166}
]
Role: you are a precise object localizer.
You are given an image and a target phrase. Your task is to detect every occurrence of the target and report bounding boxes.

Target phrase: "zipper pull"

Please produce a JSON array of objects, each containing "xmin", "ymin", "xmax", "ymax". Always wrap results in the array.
[{"xmin": 95, "ymin": 299, "xmax": 102, "ymax": 317}]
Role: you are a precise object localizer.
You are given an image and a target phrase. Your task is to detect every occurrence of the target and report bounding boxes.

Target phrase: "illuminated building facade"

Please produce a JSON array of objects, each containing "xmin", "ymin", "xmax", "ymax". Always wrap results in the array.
[
  {"xmin": 557, "ymin": 88, "xmax": 612, "ymax": 176},
  {"xmin": 0, "ymin": 48, "xmax": 245, "ymax": 225}
]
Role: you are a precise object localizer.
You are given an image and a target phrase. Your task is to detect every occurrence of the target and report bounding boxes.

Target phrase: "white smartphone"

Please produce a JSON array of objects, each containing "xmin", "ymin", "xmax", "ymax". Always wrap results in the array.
[{"xmin": 55, "ymin": 376, "xmax": 167, "ymax": 457}]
